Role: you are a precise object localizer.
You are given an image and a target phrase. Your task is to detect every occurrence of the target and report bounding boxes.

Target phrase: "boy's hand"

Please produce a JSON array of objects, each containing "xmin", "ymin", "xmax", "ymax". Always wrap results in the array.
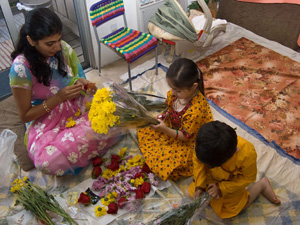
[
  {"xmin": 207, "ymin": 183, "xmax": 222, "ymax": 199},
  {"xmin": 193, "ymin": 189, "xmax": 203, "ymax": 200},
  {"xmin": 193, "ymin": 187, "xmax": 205, "ymax": 200}
]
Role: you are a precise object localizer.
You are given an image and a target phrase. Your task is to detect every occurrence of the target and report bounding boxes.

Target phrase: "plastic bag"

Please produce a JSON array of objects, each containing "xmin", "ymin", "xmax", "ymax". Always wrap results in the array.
[{"xmin": 0, "ymin": 129, "xmax": 17, "ymax": 187}]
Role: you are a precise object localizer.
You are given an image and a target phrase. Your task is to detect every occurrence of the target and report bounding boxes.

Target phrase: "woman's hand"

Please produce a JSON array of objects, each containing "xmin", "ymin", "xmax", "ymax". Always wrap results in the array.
[
  {"xmin": 207, "ymin": 183, "xmax": 222, "ymax": 199},
  {"xmin": 56, "ymin": 84, "xmax": 83, "ymax": 102}
]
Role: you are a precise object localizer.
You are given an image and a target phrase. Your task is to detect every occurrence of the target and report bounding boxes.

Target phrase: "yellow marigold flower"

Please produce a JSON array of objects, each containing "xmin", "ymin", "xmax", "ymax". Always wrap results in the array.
[
  {"xmin": 101, "ymin": 197, "xmax": 110, "ymax": 206},
  {"xmin": 134, "ymin": 177, "xmax": 144, "ymax": 187},
  {"xmin": 89, "ymin": 88, "xmax": 119, "ymax": 134},
  {"xmin": 118, "ymin": 147, "xmax": 127, "ymax": 158},
  {"xmin": 74, "ymin": 108, "xmax": 81, "ymax": 117},
  {"xmin": 111, "ymin": 191, "xmax": 118, "ymax": 198},
  {"xmin": 23, "ymin": 176, "xmax": 28, "ymax": 182},
  {"xmin": 95, "ymin": 205, "xmax": 107, "ymax": 217},
  {"xmin": 66, "ymin": 119, "xmax": 76, "ymax": 128},
  {"xmin": 67, "ymin": 117, "xmax": 73, "ymax": 122}
]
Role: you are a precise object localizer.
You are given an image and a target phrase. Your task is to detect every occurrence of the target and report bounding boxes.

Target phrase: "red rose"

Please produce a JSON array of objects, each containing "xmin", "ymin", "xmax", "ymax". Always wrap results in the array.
[
  {"xmin": 141, "ymin": 182, "xmax": 151, "ymax": 194},
  {"xmin": 134, "ymin": 172, "xmax": 144, "ymax": 179},
  {"xmin": 142, "ymin": 163, "xmax": 152, "ymax": 173},
  {"xmin": 107, "ymin": 162, "xmax": 119, "ymax": 171},
  {"xmin": 107, "ymin": 202, "xmax": 118, "ymax": 214},
  {"xmin": 118, "ymin": 196, "xmax": 127, "ymax": 209},
  {"xmin": 135, "ymin": 189, "xmax": 145, "ymax": 199},
  {"xmin": 92, "ymin": 166, "xmax": 102, "ymax": 179},
  {"xmin": 111, "ymin": 155, "xmax": 121, "ymax": 164},
  {"xmin": 92, "ymin": 157, "xmax": 103, "ymax": 167},
  {"xmin": 77, "ymin": 192, "xmax": 91, "ymax": 205}
]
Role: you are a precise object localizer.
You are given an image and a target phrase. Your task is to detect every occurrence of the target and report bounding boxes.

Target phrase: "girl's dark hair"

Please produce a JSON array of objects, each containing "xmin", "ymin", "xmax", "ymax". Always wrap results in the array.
[
  {"xmin": 166, "ymin": 58, "xmax": 205, "ymax": 96},
  {"xmin": 11, "ymin": 8, "xmax": 66, "ymax": 86},
  {"xmin": 195, "ymin": 121, "xmax": 238, "ymax": 168}
]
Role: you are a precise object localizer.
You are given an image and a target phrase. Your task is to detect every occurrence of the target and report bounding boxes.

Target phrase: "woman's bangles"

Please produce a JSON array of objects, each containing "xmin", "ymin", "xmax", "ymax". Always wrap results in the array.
[{"xmin": 42, "ymin": 100, "xmax": 51, "ymax": 113}]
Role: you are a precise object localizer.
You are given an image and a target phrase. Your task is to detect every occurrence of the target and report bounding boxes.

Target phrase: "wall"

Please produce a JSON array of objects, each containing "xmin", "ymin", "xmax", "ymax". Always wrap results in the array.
[{"xmin": 86, "ymin": 0, "xmax": 139, "ymax": 68}]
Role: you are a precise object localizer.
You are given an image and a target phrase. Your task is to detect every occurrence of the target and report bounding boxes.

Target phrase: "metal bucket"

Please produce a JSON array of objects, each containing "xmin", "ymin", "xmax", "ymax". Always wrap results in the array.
[{"xmin": 17, "ymin": 0, "xmax": 53, "ymax": 16}]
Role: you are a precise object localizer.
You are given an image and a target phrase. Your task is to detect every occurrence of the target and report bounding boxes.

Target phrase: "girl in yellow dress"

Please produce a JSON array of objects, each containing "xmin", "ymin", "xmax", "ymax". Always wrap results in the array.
[
  {"xmin": 137, "ymin": 58, "xmax": 213, "ymax": 181},
  {"xmin": 189, "ymin": 121, "xmax": 281, "ymax": 219}
]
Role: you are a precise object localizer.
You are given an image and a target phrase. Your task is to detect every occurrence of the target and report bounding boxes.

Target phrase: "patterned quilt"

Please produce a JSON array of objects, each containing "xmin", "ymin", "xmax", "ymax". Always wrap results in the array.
[{"xmin": 197, "ymin": 37, "xmax": 300, "ymax": 159}]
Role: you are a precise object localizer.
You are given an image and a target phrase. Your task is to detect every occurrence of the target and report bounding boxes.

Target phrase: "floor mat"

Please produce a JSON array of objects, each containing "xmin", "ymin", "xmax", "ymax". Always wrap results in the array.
[{"xmin": 196, "ymin": 37, "xmax": 300, "ymax": 159}]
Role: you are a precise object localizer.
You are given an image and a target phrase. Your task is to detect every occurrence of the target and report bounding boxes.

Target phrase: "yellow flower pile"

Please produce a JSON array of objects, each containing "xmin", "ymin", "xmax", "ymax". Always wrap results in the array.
[{"xmin": 88, "ymin": 87, "xmax": 120, "ymax": 134}]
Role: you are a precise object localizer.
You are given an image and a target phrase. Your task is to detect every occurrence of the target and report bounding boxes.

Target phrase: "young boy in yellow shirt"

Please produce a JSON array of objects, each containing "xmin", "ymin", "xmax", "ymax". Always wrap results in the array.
[{"xmin": 189, "ymin": 121, "xmax": 280, "ymax": 219}]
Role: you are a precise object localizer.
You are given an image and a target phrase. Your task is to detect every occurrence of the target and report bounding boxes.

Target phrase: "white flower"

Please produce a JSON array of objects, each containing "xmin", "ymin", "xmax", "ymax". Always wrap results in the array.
[
  {"xmin": 62, "ymin": 132, "xmax": 75, "ymax": 142},
  {"xmin": 78, "ymin": 143, "xmax": 88, "ymax": 157},
  {"xmin": 53, "ymin": 127, "xmax": 59, "ymax": 133},
  {"xmin": 42, "ymin": 161, "xmax": 49, "ymax": 168},
  {"xmin": 97, "ymin": 141, "xmax": 107, "ymax": 150},
  {"xmin": 67, "ymin": 152, "xmax": 78, "ymax": 163},
  {"xmin": 41, "ymin": 161, "xmax": 50, "ymax": 173},
  {"xmin": 34, "ymin": 122, "xmax": 46, "ymax": 134},
  {"xmin": 14, "ymin": 56, "xmax": 26, "ymax": 64},
  {"xmin": 36, "ymin": 132, "xmax": 43, "ymax": 139},
  {"xmin": 30, "ymin": 142, "xmax": 36, "ymax": 154},
  {"xmin": 88, "ymin": 151, "xmax": 99, "ymax": 160},
  {"xmin": 14, "ymin": 64, "xmax": 27, "ymax": 78},
  {"xmin": 55, "ymin": 169, "xmax": 64, "ymax": 176},
  {"xmin": 66, "ymin": 65, "xmax": 73, "ymax": 77},
  {"xmin": 50, "ymin": 86, "xmax": 59, "ymax": 94},
  {"xmin": 45, "ymin": 145, "xmax": 57, "ymax": 155}
]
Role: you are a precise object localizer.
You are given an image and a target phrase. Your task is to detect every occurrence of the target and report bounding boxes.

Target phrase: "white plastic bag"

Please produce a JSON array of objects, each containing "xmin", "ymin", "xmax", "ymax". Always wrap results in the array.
[{"xmin": 0, "ymin": 129, "xmax": 17, "ymax": 186}]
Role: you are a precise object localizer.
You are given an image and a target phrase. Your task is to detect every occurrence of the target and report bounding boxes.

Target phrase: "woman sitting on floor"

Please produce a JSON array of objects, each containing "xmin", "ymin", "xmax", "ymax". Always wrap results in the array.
[{"xmin": 9, "ymin": 8, "xmax": 125, "ymax": 176}]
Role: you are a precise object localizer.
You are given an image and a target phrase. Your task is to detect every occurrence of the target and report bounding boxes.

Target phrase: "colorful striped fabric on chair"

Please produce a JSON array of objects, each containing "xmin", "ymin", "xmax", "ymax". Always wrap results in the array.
[
  {"xmin": 101, "ymin": 27, "xmax": 157, "ymax": 63},
  {"xmin": 89, "ymin": 0, "xmax": 159, "ymax": 91},
  {"xmin": 90, "ymin": 0, "xmax": 125, "ymax": 27}
]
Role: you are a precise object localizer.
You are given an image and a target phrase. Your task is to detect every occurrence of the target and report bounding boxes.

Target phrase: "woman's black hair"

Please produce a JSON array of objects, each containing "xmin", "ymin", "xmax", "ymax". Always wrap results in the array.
[
  {"xmin": 166, "ymin": 58, "xmax": 205, "ymax": 96},
  {"xmin": 195, "ymin": 121, "xmax": 238, "ymax": 168},
  {"xmin": 11, "ymin": 8, "xmax": 66, "ymax": 86}
]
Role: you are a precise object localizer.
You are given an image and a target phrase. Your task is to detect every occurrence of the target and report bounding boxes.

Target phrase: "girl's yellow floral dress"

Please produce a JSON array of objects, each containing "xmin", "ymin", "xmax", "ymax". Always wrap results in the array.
[{"xmin": 138, "ymin": 90, "xmax": 213, "ymax": 181}]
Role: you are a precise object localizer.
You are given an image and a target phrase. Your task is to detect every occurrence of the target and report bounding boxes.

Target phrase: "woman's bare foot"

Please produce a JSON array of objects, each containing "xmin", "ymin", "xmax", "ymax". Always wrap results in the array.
[{"xmin": 261, "ymin": 177, "xmax": 281, "ymax": 205}]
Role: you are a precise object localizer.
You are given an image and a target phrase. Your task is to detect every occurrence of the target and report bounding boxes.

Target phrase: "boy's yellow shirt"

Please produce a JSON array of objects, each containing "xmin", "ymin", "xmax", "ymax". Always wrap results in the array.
[{"xmin": 189, "ymin": 136, "xmax": 257, "ymax": 218}]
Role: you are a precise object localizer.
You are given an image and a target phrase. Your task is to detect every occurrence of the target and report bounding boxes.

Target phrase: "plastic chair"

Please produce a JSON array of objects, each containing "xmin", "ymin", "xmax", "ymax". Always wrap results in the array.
[
  {"xmin": 148, "ymin": 0, "xmax": 227, "ymax": 62},
  {"xmin": 90, "ymin": 0, "xmax": 158, "ymax": 91}
]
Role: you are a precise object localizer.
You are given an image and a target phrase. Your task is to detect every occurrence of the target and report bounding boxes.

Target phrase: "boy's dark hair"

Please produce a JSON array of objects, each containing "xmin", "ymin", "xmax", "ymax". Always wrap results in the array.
[{"xmin": 195, "ymin": 121, "xmax": 237, "ymax": 168}]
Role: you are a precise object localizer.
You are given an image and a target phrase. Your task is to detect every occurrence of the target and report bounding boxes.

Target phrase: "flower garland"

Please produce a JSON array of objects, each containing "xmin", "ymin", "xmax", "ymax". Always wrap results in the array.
[{"xmin": 77, "ymin": 147, "xmax": 159, "ymax": 218}]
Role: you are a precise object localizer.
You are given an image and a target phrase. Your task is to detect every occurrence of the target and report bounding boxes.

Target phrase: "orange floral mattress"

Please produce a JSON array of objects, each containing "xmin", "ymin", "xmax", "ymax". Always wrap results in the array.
[{"xmin": 197, "ymin": 37, "xmax": 300, "ymax": 159}]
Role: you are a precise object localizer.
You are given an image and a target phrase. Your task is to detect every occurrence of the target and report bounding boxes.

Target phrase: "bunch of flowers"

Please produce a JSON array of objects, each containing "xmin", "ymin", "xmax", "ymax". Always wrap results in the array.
[
  {"xmin": 144, "ymin": 192, "xmax": 211, "ymax": 225},
  {"xmin": 10, "ymin": 177, "xmax": 78, "ymax": 225},
  {"xmin": 77, "ymin": 147, "xmax": 159, "ymax": 218},
  {"xmin": 88, "ymin": 83, "xmax": 160, "ymax": 135}
]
